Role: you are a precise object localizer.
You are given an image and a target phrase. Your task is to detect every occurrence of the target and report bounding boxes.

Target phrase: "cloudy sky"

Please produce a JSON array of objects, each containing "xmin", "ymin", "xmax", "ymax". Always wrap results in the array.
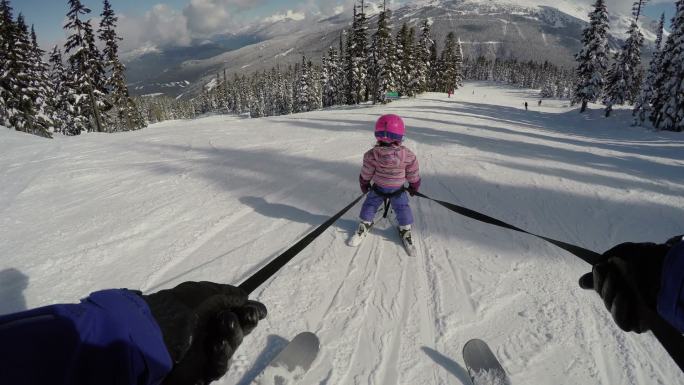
[{"xmin": 14, "ymin": 0, "xmax": 677, "ymax": 53}]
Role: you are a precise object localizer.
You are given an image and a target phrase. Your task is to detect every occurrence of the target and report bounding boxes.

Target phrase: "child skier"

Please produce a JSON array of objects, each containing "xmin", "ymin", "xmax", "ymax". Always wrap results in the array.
[{"xmin": 350, "ymin": 114, "xmax": 421, "ymax": 251}]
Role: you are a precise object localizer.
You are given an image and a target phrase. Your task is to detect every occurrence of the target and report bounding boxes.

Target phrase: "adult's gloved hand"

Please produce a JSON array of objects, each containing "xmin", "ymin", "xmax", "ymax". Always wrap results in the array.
[
  {"xmin": 407, "ymin": 179, "xmax": 421, "ymax": 196},
  {"xmin": 359, "ymin": 175, "xmax": 371, "ymax": 194},
  {"xmin": 142, "ymin": 282, "xmax": 267, "ymax": 385},
  {"xmin": 579, "ymin": 241, "xmax": 671, "ymax": 333}
]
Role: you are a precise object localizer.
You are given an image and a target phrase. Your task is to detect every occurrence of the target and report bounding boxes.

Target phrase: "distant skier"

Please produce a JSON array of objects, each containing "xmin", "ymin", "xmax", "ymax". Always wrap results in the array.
[
  {"xmin": 524, "ymin": 101, "xmax": 529, "ymax": 110},
  {"xmin": 448, "ymin": 89, "xmax": 453, "ymax": 98},
  {"xmin": 538, "ymin": 99, "xmax": 542, "ymax": 106},
  {"xmin": 351, "ymin": 114, "xmax": 421, "ymax": 249},
  {"xmin": 580, "ymin": 235, "xmax": 684, "ymax": 334}
]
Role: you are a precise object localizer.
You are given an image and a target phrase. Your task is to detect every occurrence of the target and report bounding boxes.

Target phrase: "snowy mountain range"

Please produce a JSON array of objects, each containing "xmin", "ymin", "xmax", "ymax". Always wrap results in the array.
[{"xmin": 125, "ymin": 0, "xmax": 659, "ymax": 98}]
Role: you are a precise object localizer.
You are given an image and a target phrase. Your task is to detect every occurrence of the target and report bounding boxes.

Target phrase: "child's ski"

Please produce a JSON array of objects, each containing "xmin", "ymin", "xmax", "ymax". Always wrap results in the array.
[
  {"xmin": 462, "ymin": 339, "xmax": 510, "ymax": 385},
  {"xmin": 348, "ymin": 222, "xmax": 374, "ymax": 246},
  {"xmin": 252, "ymin": 332, "xmax": 320, "ymax": 385},
  {"xmin": 398, "ymin": 227, "xmax": 417, "ymax": 256}
]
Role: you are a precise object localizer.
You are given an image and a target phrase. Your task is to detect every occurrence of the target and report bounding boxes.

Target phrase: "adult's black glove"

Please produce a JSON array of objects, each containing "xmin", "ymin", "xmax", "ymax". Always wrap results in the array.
[
  {"xmin": 142, "ymin": 281, "xmax": 267, "ymax": 385},
  {"xmin": 579, "ymin": 240, "xmax": 674, "ymax": 333}
]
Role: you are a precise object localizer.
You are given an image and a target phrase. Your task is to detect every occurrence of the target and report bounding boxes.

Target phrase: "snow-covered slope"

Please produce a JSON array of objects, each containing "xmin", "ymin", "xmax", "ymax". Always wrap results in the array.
[{"xmin": 2, "ymin": 83, "xmax": 683, "ymax": 384}]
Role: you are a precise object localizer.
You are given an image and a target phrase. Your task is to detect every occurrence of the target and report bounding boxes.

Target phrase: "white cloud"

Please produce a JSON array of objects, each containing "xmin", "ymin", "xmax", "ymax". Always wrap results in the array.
[
  {"xmin": 117, "ymin": 0, "xmax": 269, "ymax": 53},
  {"xmin": 308, "ymin": 0, "xmax": 358, "ymax": 17},
  {"xmin": 604, "ymin": 0, "xmax": 673, "ymax": 17},
  {"xmin": 263, "ymin": 10, "xmax": 306, "ymax": 23},
  {"xmin": 118, "ymin": 5, "xmax": 192, "ymax": 53},
  {"xmin": 182, "ymin": 0, "xmax": 265, "ymax": 34},
  {"xmin": 183, "ymin": 0, "xmax": 235, "ymax": 35}
]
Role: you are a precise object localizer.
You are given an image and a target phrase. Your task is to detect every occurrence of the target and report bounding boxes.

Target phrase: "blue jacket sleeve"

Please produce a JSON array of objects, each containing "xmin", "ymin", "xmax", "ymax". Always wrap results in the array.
[
  {"xmin": 658, "ymin": 240, "xmax": 684, "ymax": 333},
  {"xmin": 0, "ymin": 289, "xmax": 173, "ymax": 385}
]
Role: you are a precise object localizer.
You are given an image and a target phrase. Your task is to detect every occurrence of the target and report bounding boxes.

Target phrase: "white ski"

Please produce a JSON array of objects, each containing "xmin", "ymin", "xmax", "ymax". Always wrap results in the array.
[
  {"xmin": 398, "ymin": 226, "xmax": 417, "ymax": 256},
  {"xmin": 462, "ymin": 339, "xmax": 511, "ymax": 385},
  {"xmin": 348, "ymin": 222, "xmax": 373, "ymax": 247},
  {"xmin": 252, "ymin": 332, "xmax": 320, "ymax": 385}
]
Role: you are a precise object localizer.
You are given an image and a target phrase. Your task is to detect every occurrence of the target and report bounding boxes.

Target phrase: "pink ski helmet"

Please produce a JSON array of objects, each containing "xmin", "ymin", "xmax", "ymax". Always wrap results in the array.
[{"xmin": 375, "ymin": 114, "xmax": 405, "ymax": 143}]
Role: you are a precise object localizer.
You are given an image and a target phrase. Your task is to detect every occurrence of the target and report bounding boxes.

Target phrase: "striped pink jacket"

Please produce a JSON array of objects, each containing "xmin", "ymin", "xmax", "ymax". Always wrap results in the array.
[{"xmin": 360, "ymin": 144, "xmax": 420, "ymax": 188}]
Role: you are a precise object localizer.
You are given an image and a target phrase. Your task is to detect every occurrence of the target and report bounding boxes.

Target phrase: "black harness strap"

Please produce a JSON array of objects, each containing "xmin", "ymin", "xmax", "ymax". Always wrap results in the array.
[
  {"xmin": 414, "ymin": 191, "xmax": 684, "ymax": 372},
  {"xmin": 383, "ymin": 198, "xmax": 391, "ymax": 218},
  {"xmin": 239, "ymin": 194, "xmax": 365, "ymax": 294},
  {"xmin": 372, "ymin": 185, "xmax": 406, "ymax": 219},
  {"xmin": 414, "ymin": 191, "xmax": 602, "ymax": 265}
]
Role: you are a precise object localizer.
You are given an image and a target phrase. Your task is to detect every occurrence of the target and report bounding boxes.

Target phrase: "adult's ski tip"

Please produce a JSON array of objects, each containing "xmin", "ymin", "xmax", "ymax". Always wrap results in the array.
[
  {"xmin": 251, "ymin": 332, "xmax": 320, "ymax": 385},
  {"xmin": 463, "ymin": 339, "xmax": 511, "ymax": 385},
  {"xmin": 463, "ymin": 338, "xmax": 488, "ymax": 355}
]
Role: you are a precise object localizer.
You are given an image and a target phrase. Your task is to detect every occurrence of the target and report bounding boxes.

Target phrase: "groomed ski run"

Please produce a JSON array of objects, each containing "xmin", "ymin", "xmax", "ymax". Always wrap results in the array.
[{"xmin": 1, "ymin": 82, "xmax": 683, "ymax": 385}]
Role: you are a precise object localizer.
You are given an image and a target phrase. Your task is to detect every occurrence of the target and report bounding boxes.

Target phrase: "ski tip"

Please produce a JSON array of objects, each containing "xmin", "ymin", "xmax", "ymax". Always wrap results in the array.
[
  {"xmin": 294, "ymin": 331, "xmax": 320, "ymax": 345},
  {"xmin": 463, "ymin": 338, "xmax": 488, "ymax": 356}
]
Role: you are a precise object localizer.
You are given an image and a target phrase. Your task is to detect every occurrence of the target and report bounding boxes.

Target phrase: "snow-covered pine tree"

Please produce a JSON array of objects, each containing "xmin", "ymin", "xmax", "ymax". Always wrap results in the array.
[
  {"xmin": 27, "ymin": 25, "xmax": 53, "ymax": 136},
  {"xmin": 416, "ymin": 19, "xmax": 433, "ymax": 94},
  {"xmin": 572, "ymin": 0, "xmax": 610, "ymax": 113},
  {"xmin": 245, "ymin": 74, "xmax": 255, "ymax": 116},
  {"xmin": 82, "ymin": 14, "xmax": 111, "ymax": 128},
  {"xmin": 48, "ymin": 46, "xmax": 75, "ymax": 134},
  {"xmin": 428, "ymin": 38, "xmax": 439, "ymax": 91},
  {"xmin": 244, "ymin": 75, "xmax": 259, "ymax": 118},
  {"xmin": 99, "ymin": 0, "xmax": 144, "ymax": 131},
  {"xmin": 4, "ymin": 15, "xmax": 39, "ymax": 135},
  {"xmin": 344, "ymin": 25, "xmax": 357, "ymax": 104},
  {"xmin": 211, "ymin": 73, "xmax": 221, "ymax": 111},
  {"xmin": 409, "ymin": 26, "xmax": 424, "ymax": 96},
  {"xmin": 266, "ymin": 68, "xmax": 278, "ymax": 116},
  {"xmin": 540, "ymin": 78, "xmax": 557, "ymax": 98},
  {"xmin": 395, "ymin": 23, "xmax": 410, "ymax": 96},
  {"xmin": 276, "ymin": 68, "xmax": 287, "ymax": 115},
  {"xmin": 296, "ymin": 56, "xmax": 310, "ymax": 113},
  {"xmin": 454, "ymin": 36, "xmax": 464, "ymax": 89},
  {"xmin": 322, "ymin": 49, "xmax": 335, "ymax": 107},
  {"xmin": 307, "ymin": 60, "xmax": 322, "ymax": 111},
  {"xmin": 368, "ymin": 5, "xmax": 395, "ymax": 104},
  {"xmin": 344, "ymin": 3, "xmax": 369, "ymax": 104},
  {"xmin": 336, "ymin": 32, "xmax": 346, "ymax": 106},
  {"xmin": 438, "ymin": 32, "xmax": 459, "ymax": 93},
  {"xmin": 0, "ymin": 0, "xmax": 13, "ymax": 127},
  {"xmin": 651, "ymin": 0, "xmax": 684, "ymax": 131},
  {"xmin": 221, "ymin": 69, "xmax": 229, "ymax": 112},
  {"xmin": 634, "ymin": 12, "xmax": 664, "ymax": 125},
  {"xmin": 603, "ymin": 1, "xmax": 644, "ymax": 117},
  {"xmin": 267, "ymin": 68, "xmax": 278, "ymax": 115},
  {"xmin": 230, "ymin": 73, "xmax": 242, "ymax": 114},
  {"xmin": 355, "ymin": 1, "xmax": 369, "ymax": 102},
  {"xmin": 283, "ymin": 67, "xmax": 294, "ymax": 115},
  {"xmin": 406, "ymin": 26, "xmax": 420, "ymax": 96},
  {"xmin": 292, "ymin": 61, "xmax": 300, "ymax": 110},
  {"xmin": 251, "ymin": 72, "xmax": 265, "ymax": 118},
  {"xmin": 227, "ymin": 74, "xmax": 236, "ymax": 114},
  {"xmin": 64, "ymin": 0, "xmax": 105, "ymax": 133}
]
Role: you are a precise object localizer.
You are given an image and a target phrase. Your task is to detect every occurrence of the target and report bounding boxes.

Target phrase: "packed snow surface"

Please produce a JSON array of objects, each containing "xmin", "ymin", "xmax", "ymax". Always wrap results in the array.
[
  {"xmin": 471, "ymin": 369, "xmax": 510, "ymax": 385},
  {"xmin": 2, "ymin": 83, "xmax": 684, "ymax": 384}
]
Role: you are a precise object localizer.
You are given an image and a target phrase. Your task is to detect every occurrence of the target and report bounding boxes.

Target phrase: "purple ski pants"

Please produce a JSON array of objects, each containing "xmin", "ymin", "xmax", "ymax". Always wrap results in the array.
[{"xmin": 359, "ymin": 187, "xmax": 414, "ymax": 226}]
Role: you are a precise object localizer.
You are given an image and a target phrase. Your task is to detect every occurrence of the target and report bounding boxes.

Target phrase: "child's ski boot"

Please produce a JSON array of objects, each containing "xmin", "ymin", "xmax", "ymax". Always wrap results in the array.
[
  {"xmin": 398, "ymin": 225, "xmax": 416, "ymax": 256},
  {"xmin": 348, "ymin": 221, "xmax": 373, "ymax": 247}
]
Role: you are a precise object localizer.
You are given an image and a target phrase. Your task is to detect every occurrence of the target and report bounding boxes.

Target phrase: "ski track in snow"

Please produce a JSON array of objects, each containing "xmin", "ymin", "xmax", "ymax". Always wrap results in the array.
[{"xmin": 1, "ymin": 82, "xmax": 684, "ymax": 385}]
